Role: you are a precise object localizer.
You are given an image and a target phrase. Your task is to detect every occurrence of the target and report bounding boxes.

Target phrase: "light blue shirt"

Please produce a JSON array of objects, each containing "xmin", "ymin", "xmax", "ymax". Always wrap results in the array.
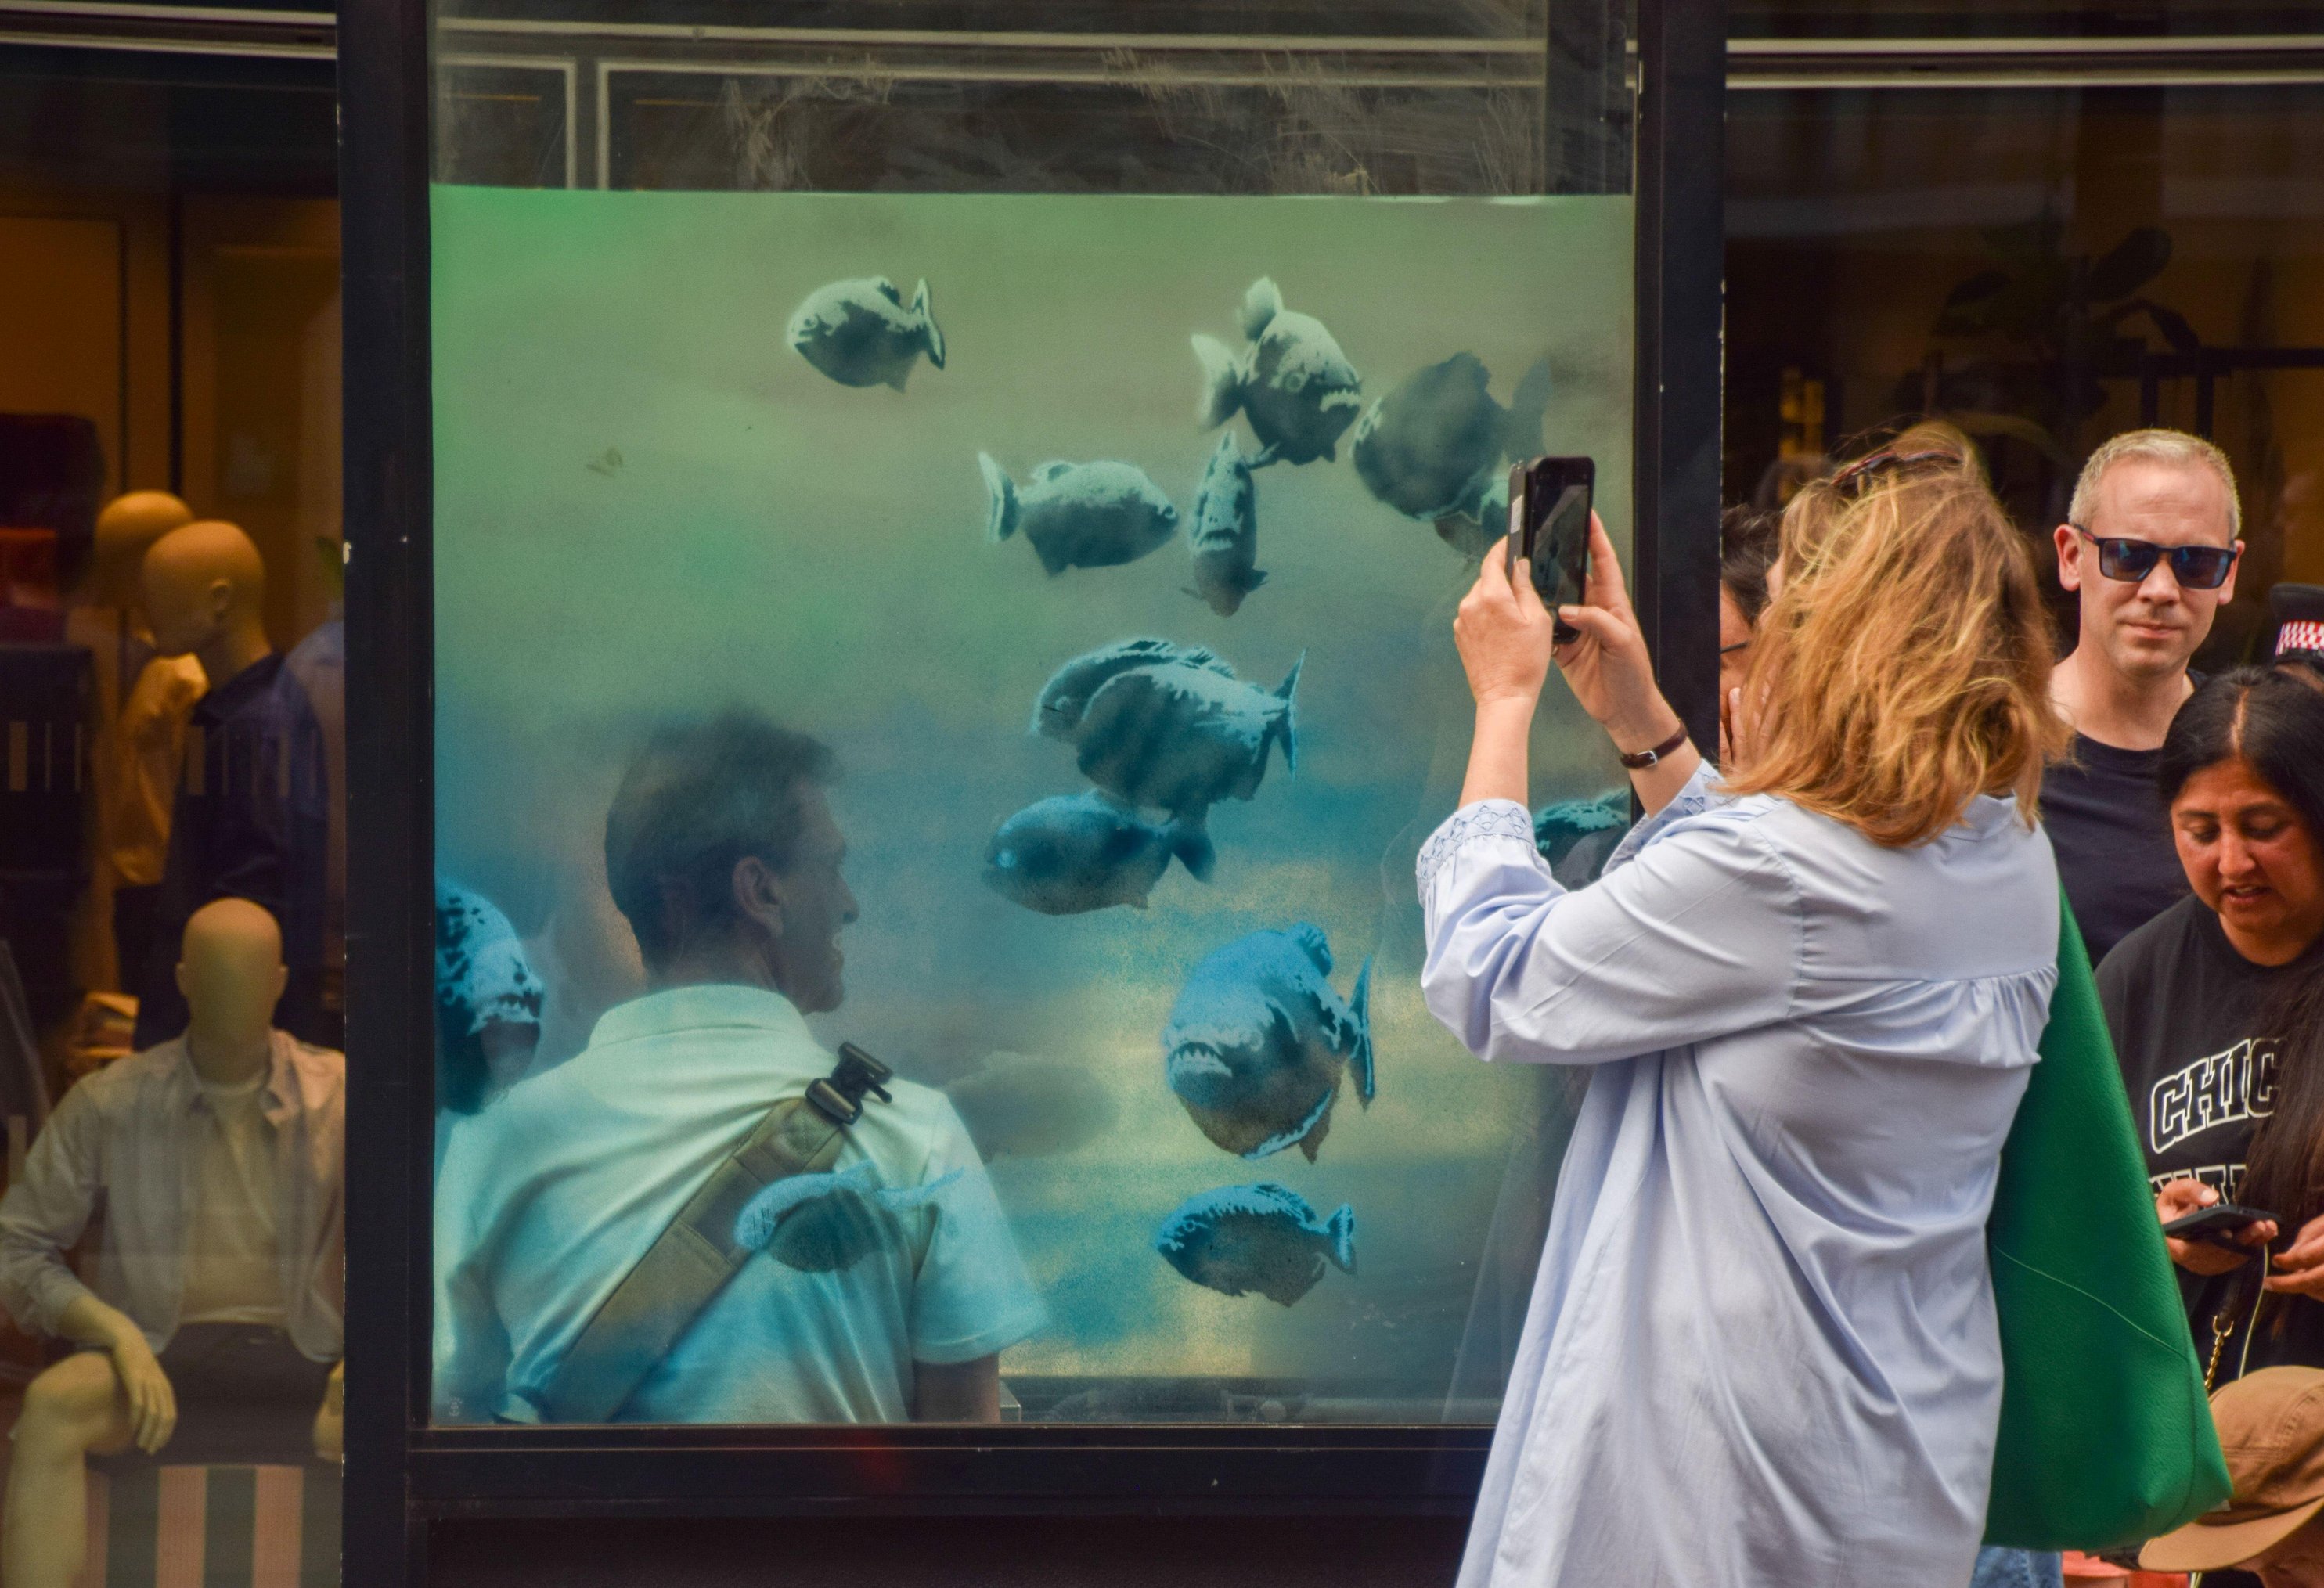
[
  {"xmin": 1418, "ymin": 765, "xmax": 2059, "ymax": 1588},
  {"xmin": 434, "ymin": 984, "xmax": 1044, "ymax": 1424}
]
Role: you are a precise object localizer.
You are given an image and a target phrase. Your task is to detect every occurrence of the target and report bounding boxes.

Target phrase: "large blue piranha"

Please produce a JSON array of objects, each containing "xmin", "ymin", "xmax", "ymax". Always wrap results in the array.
[
  {"xmin": 786, "ymin": 277, "xmax": 946, "ymax": 391},
  {"xmin": 1350, "ymin": 354, "xmax": 1553, "ymax": 524},
  {"xmin": 1032, "ymin": 639, "xmax": 1299, "ymax": 821},
  {"xmin": 1162, "ymin": 924, "xmax": 1373, "ymax": 1162},
  {"xmin": 1154, "ymin": 1183, "xmax": 1356, "ymax": 1306},
  {"xmin": 980, "ymin": 456, "xmax": 1180, "ymax": 575},
  {"xmin": 983, "ymin": 791, "xmax": 1215, "ymax": 915},
  {"xmin": 1184, "ymin": 433, "xmax": 1278, "ymax": 617},
  {"xmin": 1191, "ymin": 277, "xmax": 1363, "ymax": 466}
]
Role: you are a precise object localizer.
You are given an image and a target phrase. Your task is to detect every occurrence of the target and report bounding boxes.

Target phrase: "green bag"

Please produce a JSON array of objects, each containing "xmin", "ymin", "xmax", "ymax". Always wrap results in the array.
[{"xmin": 1981, "ymin": 894, "xmax": 2232, "ymax": 1549}]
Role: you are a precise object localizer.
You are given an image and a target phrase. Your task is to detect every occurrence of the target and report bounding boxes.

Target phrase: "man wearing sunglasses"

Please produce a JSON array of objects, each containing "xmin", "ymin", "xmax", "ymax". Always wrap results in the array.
[{"xmin": 2045, "ymin": 427, "xmax": 2245, "ymax": 963}]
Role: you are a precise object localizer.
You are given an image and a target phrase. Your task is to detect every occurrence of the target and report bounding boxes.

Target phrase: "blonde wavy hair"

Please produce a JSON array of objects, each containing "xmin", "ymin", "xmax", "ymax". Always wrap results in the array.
[{"xmin": 1721, "ymin": 424, "xmax": 2070, "ymax": 847}]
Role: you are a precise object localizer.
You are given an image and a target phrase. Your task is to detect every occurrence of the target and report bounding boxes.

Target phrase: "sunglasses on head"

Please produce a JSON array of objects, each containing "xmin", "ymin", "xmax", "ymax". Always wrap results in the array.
[
  {"xmin": 2070, "ymin": 526, "xmax": 2238, "ymax": 590},
  {"xmin": 1829, "ymin": 448, "xmax": 1957, "ymax": 497}
]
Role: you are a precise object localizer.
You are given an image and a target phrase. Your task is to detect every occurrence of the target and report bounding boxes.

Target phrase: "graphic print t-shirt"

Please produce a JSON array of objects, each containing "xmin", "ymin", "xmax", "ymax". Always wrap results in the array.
[
  {"xmin": 2099, "ymin": 896, "xmax": 2308, "ymax": 1195},
  {"xmin": 2098, "ymin": 895, "xmax": 2324, "ymax": 1379}
]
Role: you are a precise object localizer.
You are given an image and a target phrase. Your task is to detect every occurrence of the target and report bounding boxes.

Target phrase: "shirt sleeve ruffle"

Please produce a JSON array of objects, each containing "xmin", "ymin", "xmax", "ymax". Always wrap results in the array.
[{"xmin": 1415, "ymin": 798, "xmax": 1544, "ymax": 904}]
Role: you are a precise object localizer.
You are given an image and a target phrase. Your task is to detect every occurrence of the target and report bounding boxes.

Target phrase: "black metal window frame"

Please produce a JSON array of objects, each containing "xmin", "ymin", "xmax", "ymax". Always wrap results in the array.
[{"xmin": 337, "ymin": 0, "xmax": 1724, "ymax": 1579}]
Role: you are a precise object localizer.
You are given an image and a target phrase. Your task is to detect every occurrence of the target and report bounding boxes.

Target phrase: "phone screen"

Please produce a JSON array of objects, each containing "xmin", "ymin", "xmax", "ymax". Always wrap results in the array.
[{"xmin": 1508, "ymin": 456, "xmax": 1592, "ymax": 642}]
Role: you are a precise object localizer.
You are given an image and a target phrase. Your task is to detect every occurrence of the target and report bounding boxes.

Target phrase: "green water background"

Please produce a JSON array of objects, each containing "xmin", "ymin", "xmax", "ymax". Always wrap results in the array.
[{"xmin": 431, "ymin": 185, "xmax": 1634, "ymax": 1399}]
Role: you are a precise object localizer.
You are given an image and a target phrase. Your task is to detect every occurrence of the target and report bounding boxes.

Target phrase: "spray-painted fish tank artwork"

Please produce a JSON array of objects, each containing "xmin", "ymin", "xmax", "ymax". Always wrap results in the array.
[{"xmin": 431, "ymin": 185, "xmax": 1634, "ymax": 1424}]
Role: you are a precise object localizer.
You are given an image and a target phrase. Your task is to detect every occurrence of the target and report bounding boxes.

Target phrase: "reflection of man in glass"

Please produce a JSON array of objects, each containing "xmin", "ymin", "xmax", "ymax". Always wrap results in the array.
[{"xmin": 433, "ymin": 712, "xmax": 1043, "ymax": 1425}]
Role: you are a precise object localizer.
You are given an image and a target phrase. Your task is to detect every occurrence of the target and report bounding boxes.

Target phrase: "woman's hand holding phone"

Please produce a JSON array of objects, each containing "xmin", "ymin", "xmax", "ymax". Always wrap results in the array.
[
  {"xmin": 1547, "ymin": 516, "xmax": 1700, "ymax": 816},
  {"xmin": 2156, "ymin": 1177, "xmax": 2277, "ymax": 1276},
  {"xmin": 2265, "ymin": 1213, "xmax": 2324, "ymax": 1298}
]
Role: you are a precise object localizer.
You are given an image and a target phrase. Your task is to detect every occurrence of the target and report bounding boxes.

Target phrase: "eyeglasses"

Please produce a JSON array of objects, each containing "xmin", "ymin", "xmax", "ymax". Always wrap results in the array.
[
  {"xmin": 2071, "ymin": 526, "xmax": 2239, "ymax": 591},
  {"xmin": 1829, "ymin": 448, "xmax": 1956, "ymax": 497}
]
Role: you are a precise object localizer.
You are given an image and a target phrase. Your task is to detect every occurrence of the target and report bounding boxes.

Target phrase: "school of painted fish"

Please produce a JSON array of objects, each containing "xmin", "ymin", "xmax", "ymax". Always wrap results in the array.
[{"xmin": 778, "ymin": 265, "xmax": 1588, "ymax": 1309}]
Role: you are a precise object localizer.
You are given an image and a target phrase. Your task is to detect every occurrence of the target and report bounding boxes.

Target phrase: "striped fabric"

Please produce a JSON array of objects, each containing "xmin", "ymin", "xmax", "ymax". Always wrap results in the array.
[
  {"xmin": 2278, "ymin": 618, "xmax": 2324, "ymax": 655},
  {"xmin": 77, "ymin": 1464, "xmax": 337, "ymax": 1588}
]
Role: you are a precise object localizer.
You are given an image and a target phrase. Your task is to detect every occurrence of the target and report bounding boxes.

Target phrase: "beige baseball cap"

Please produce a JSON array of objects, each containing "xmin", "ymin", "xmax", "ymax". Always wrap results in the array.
[{"xmin": 2142, "ymin": 1368, "xmax": 2324, "ymax": 1572}]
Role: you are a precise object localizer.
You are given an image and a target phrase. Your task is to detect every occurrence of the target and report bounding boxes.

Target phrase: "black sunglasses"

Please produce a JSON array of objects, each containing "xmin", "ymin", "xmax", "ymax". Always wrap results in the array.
[{"xmin": 2071, "ymin": 526, "xmax": 2238, "ymax": 591}]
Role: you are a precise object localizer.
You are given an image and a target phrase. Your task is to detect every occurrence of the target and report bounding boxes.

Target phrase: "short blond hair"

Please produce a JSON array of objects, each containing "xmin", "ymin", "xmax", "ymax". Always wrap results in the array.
[
  {"xmin": 1724, "ymin": 438, "xmax": 2069, "ymax": 848},
  {"xmin": 2069, "ymin": 428, "xmax": 2240, "ymax": 538}
]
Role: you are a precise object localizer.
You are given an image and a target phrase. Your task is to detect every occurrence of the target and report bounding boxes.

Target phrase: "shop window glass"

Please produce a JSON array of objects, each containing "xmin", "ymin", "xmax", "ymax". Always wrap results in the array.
[
  {"xmin": 426, "ymin": 1, "xmax": 1638, "ymax": 1427},
  {"xmin": 0, "ymin": 56, "xmax": 344, "ymax": 1588},
  {"xmin": 1725, "ymin": 81, "xmax": 2324, "ymax": 664}
]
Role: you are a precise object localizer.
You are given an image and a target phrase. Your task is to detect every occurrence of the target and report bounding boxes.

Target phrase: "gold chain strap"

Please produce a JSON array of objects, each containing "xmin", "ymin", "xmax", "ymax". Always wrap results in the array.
[{"xmin": 2206, "ymin": 1305, "xmax": 2238, "ymax": 1391}]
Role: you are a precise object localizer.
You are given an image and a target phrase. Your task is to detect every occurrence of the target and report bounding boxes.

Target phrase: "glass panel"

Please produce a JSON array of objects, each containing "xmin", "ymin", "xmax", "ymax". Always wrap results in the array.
[
  {"xmin": 0, "ymin": 50, "xmax": 344, "ymax": 1587},
  {"xmin": 1725, "ymin": 81, "xmax": 2324, "ymax": 667},
  {"xmin": 427, "ymin": 1, "xmax": 1635, "ymax": 1427}
]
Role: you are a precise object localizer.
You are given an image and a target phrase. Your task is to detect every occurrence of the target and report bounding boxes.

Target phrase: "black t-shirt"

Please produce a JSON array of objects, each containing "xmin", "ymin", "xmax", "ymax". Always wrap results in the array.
[
  {"xmin": 2099, "ymin": 895, "xmax": 2324, "ymax": 1381},
  {"xmin": 2044, "ymin": 733, "xmax": 2191, "ymax": 966}
]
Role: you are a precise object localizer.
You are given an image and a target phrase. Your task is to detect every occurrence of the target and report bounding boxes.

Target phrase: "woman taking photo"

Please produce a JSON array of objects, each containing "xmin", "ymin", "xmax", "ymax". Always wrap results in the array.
[
  {"xmin": 2103, "ymin": 668, "xmax": 2324, "ymax": 1387},
  {"xmin": 1419, "ymin": 446, "xmax": 2066, "ymax": 1586}
]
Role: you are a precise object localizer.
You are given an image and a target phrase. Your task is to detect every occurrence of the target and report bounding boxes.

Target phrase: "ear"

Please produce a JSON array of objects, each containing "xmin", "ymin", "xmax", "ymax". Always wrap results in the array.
[
  {"xmin": 204, "ymin": 574, "xmax": 235, "ymax": 624},
  {"xmin": 2218, "ymin": 539, "xmax": 2245, "ymax": 604},
  {"xmin": 2053, "ymin": 524, "xmax": 2084, "ymax": 592},
  {"xmin": 175, "ymin": 960, "xmax": 191, "ymax": 999},
  {"xmin": 269, "ymin": 963, "xmax": 289, "ymax": 1005},
  {"xmin": 731, "ymin": 854, "xmax": 784, "ymax": 940}
]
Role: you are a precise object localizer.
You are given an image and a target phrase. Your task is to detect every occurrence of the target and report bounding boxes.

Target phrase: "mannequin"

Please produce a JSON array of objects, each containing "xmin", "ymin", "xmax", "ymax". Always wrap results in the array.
[
  {"xmin": 0, "ymin": 899, "xmax": 346, "ymax": 1588},
  {"xmin": 140, "ymin": 520, "xmax": 272, "ymax": 690},
  {"xmin": 72, "ymin": 492, "xmax": 207, "ymax": 993},
  {"xmin": 131, "ymin": 522, "xmax": 330, "ymax": 1048}
]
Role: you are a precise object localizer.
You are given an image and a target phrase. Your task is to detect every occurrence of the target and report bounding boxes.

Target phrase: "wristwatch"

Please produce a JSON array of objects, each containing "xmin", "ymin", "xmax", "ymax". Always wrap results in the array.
[{"xmin": 1617, "ymin": 725, "xmax": 1691, "ymax": 770}]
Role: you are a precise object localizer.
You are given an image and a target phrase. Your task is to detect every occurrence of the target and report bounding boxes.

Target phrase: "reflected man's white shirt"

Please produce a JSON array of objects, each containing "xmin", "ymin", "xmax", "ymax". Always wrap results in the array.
[
  {"xmin": 433, "ymin": 984, "xmax": 1044, "ymax": 1425},
  {"xmin": 1418, "ymin": 763, "xmax": 2059, "ymax": 1588}
]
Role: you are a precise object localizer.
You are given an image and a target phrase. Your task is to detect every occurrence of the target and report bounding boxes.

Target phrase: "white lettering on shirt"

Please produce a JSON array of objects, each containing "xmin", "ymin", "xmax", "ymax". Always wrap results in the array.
[{"xmin": 2149, "ymin": 1038, "xmax": 2280, "ymax": 1158}]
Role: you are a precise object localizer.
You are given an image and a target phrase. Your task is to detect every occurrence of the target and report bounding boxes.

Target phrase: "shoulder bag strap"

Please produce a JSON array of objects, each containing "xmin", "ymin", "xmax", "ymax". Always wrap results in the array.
[{"xmin": 538, "ymin": 1093, "xmax": 849, "ymax": 1424}]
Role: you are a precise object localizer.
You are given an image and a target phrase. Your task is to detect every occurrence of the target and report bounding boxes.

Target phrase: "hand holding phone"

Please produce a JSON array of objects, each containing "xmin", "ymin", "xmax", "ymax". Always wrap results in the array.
[
  {"xmin": 2161, "ymin": 1201, "xmax": 2279, "ymax": 1250},
  {"xmin": 1506, "ymin": 456, "xmax": 1594, "ymax": 646}
]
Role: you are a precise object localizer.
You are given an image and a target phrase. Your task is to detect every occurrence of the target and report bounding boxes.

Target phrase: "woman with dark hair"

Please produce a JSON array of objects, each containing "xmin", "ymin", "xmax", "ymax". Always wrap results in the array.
[
  {"xmin": 2097, "ymin": 667, "xmax": 2324, "ymax": 1388},
  {"xmin": 1717, "ymin": 506, "xmax": 1778, "ymax": 762}
]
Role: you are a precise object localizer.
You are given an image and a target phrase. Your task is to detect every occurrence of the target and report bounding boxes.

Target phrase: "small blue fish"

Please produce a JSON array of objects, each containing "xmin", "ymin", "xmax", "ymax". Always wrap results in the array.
[
  {"xmin": 1185, "ymin": 433, "xmax": 1277, "ymax": 617},
  {"xmin": 1351, "ymin": 355, "xmax": 1552, "ymax": 523},
  {"xmin": 1163, "ymin": 924, "xmax": 1372, "ymax": 1163},
  {"xmin": 983, "ymin": 792, "xmax": 1215, "ymax": 915},
  {"xmin": 1535, "ymin": 790, "xmax": 1630, "ymax": 888},
  {"xmin": 786, "ymin": 277, "xmax": 946, "ymax": 391},
  {"xmin": 1191, "ymin": 278, "xmax": 1363, "ymax": 466},
  {"xmin": 1047, "ymin": 645, "xmax": 1300, "ymax": 819},
  {"xmin": 981, "ymin": 456, "xmax": 1180, "ymax": 575},
  {"xmin": 1154, "ymin": 1183, "xmax": 1357, "ymax": 1307},
  {"xmin": 733, "ymin": 1161, "xmax": 960, "ymax": 1273}
]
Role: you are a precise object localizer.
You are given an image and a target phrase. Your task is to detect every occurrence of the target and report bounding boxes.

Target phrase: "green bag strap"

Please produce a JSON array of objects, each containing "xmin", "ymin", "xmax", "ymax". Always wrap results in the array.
[{"xmin": 539, "ymin": 1091, "xmax": 849, "ymax": 1424}]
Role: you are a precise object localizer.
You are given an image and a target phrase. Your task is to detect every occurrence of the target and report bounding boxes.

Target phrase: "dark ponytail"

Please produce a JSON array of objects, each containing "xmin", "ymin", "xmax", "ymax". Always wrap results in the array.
[{"xmin": 2166, "ymin": 669, "xmax": 2324, "ymax": 1228}]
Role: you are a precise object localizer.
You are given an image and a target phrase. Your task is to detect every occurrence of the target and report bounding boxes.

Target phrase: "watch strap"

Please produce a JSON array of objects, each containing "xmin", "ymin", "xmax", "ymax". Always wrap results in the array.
[{"xmin": 1617, "ymin": 726, "xmax": 1691, "ymax": 770}]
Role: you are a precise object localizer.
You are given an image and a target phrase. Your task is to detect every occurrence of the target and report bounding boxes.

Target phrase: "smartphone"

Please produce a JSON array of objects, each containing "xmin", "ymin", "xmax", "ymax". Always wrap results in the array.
[
  {"xmin": 2161, "ymin": 1201, "xmax": 2277, "ymax": 1249},
  {"xmin": 1507, "ymin": 456, "xmax": 1594, "ymax": 645}
]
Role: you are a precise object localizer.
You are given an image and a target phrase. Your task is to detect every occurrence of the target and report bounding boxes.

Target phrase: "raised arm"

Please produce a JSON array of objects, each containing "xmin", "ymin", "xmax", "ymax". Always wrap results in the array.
[
  {"xmin": 1418, "ymin": 803, "xmax": 1800, "ymax": 1066},
  {"xmin": 1455, "ymin": 515, "xmax": 1705, "ymax": 819}
]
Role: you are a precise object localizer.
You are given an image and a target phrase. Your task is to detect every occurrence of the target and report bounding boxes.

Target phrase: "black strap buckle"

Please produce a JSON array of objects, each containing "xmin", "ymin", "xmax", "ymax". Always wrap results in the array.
[{"xmin": 805, "ymin": 1042, "xmax": 895, "ymax": 1125}]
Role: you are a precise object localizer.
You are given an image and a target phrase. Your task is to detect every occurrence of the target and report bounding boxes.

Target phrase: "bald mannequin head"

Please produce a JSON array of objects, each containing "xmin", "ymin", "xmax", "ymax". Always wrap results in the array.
[
  {"xmin": 173, "ymin": 898, "xmax": 286, "ymax": 1068},
  {"xmin": 142, "ymin": 519, "xmax": 272, "ymax": 684},
  {"xmin": 89, "ymin": 491, "xmax": 193, "ymax": 607}
]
